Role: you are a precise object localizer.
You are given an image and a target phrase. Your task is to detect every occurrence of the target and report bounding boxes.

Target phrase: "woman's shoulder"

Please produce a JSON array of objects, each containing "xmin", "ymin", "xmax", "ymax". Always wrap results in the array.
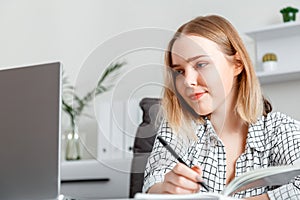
[
  {"xmin": 158, "ymin": 119, "xmax": 198, "ymax": 144},
  {"xmin": 264, "ymin": 111, "xmax": 299, "ymax": 126},
  {"xmin": 247, "ymin": 112, "xmax": 300, "ymax": 151},
  {"xmin": 261, "ymin": 111, "xmax": 300, "ymax": 136}
]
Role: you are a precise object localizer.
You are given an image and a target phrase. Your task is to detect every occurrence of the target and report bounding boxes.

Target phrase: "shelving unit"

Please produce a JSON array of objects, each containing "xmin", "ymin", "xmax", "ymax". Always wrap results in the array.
[
  {"xmin": 256, "ymin": 68, "xmax": 300, "ymax": 84},
  {"xmin": 246, "ymin": 21, "xmax": 300, "ymax": 40},
  {"xmin": 245, "ymin": 22, "xmax": 300, "ymax": 84},
  {"xmin": 60, "ymin": 159, "xmax": 131, "ymax": 199}
]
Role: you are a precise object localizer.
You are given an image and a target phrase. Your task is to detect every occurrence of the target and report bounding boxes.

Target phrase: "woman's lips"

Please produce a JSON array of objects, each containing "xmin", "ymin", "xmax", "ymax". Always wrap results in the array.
[{"xmin": 189, "ymin": 92, "xmax": 206, "ymax": 100}]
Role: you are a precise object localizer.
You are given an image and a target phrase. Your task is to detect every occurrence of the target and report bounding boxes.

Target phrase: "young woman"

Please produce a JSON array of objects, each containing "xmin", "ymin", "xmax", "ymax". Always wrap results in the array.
[{"xmin": 142, "ymin": 15, "xmax": 300, "ymax": 200}]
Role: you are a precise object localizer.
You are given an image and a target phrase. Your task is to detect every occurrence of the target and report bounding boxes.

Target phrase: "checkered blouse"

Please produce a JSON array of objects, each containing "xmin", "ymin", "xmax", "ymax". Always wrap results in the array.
[{"xmin": 143, "ymin": 112, "xmax": 300, "ymax": 199}]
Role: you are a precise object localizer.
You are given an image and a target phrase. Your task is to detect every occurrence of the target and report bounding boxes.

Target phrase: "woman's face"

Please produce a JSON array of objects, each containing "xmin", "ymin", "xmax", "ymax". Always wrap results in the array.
[{"xmin": 171, "ymin": 35, "xmax": 241, "ymax": 116}]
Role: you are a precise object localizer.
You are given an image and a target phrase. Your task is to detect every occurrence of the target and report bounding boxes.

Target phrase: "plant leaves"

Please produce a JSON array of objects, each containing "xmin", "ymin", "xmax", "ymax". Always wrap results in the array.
[{"xmin": 61, "ymin": 61, "xmax": 126, "ymax": 128}]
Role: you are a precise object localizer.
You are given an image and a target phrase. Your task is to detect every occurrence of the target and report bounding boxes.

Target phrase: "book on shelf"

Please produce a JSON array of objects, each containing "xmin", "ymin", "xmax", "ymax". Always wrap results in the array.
[{"xmin": 135, "ymin": 164, "xmax": 300, "ymax": 199}]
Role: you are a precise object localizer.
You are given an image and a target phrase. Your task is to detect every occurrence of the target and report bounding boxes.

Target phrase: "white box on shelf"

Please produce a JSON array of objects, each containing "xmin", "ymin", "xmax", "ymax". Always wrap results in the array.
[
  {"xmin": 97, "ymin": 101, "xmax": 112, "ymax": 160},
  {"xmin": 124, "ymin": 99, "xmax": 142, "ymax": 158},
  {"xmin": 97, "ymin": 99, "xmax": 141, "ymax": 160}
]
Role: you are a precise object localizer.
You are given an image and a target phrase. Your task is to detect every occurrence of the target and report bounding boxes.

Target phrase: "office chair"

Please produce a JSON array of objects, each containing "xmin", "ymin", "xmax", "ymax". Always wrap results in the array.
[{"xmin": 129, "ymin": 97, "xmax": 162, "ymax": 198}]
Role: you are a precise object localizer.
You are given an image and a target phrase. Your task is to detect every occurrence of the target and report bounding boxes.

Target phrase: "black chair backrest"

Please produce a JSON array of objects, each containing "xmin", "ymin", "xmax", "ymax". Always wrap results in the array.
[{"xmin": 129, "ymin": 97, "xmax": 162, "ymax": 197}]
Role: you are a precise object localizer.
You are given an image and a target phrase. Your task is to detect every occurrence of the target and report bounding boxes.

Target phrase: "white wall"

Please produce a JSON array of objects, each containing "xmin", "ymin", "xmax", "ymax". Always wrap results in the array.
[{"xmin": 1, "ymin": 0, "xmax": 300, "ymax": 159}]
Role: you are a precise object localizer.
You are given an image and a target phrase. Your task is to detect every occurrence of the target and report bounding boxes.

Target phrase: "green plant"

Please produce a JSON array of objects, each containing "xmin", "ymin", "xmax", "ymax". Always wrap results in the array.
[
  {"xmin": 62, "ymin": 62, "xmax": 125, "ymax": 134},
  {"xmin": 262, "ymin": 53, "xmax": 277, "ymax": 62},
  {"xmin": 280, "ymin": 6, "xmax": 299, "ymax": 22}
]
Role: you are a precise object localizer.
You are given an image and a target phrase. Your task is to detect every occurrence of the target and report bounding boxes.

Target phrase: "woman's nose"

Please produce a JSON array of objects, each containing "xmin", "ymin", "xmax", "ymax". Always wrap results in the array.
[{"xmin": 184, "ymin": 67, "xmax": 198, "ymax": 87}]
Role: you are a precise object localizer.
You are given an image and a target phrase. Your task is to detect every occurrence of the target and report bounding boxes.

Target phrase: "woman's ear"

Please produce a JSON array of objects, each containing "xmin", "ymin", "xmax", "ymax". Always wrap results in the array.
[{"xmin": 233, "ymin": 52, "xmax": 243, "ymax": 76}]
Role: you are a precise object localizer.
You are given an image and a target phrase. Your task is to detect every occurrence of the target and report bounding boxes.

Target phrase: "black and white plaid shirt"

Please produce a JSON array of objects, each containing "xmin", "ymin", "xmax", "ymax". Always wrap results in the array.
[{"xmin": 143, "ymin": 112, "xmax": 300, "ymax": 199}]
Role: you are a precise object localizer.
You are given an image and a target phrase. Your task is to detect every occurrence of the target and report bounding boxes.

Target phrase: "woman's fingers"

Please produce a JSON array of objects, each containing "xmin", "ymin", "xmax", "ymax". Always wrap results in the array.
[
  {"xmin": 163, "ymin": 163, "xmax": 202, "ymax": 193},
  {"xmin": 161, "ymin": 180, "xmax": 198, "ymax": 194},
  {"xmin": 172, "ymin": 163, "xmax": 203, "ymax": 182},
  {"xmin": 191, "ymin": 165, "xmax": 204, "ymax": 182}
]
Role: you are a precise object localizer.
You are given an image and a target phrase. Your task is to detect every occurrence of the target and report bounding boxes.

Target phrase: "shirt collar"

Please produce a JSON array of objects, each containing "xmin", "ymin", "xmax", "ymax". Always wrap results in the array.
[
  {"xmin": 196, "ymin": 118, "xmax": 220, "ymax": 147},
  {"xmin": 196, "ymin": 116, "xmax": 268, "ymax": 151}
]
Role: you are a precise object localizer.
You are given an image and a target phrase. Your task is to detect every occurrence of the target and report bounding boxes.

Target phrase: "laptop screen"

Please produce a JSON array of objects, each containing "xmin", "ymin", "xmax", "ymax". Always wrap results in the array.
[{"xmin": 0, "ymin": 62, "xmax": 61, "ymax": 200}]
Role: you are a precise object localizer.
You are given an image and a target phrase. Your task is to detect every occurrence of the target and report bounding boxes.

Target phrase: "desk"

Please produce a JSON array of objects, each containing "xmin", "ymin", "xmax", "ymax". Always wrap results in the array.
[{"xmin": 61, "ymin": 159, "xmax": 131, "ymax": 199}]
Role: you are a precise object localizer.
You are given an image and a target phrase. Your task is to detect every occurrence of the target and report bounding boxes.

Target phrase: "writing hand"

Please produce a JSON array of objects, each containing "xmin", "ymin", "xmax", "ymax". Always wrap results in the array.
[{"xmin": 160, "ymin": 163, "xmax": 203, "ymax": 194}]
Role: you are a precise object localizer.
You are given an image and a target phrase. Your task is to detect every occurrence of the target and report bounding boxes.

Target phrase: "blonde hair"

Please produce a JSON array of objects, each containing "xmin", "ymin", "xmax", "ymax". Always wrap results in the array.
[{"xmin": 162, "ymin": 15, "xmax": 271, "ymax": 132}]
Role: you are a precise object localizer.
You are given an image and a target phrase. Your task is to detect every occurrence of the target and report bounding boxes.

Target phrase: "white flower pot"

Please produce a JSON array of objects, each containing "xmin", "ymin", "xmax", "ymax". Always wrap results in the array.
[{"xmin": 262, "ymin": 61, "xmax": 278, "ymax": 72}]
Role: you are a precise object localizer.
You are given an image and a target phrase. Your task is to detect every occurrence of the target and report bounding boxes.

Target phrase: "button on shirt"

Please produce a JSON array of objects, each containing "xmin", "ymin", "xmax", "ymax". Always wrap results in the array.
[{"xmin": 143, "ymin": 112, "xmax": 300, "ymax": 199}]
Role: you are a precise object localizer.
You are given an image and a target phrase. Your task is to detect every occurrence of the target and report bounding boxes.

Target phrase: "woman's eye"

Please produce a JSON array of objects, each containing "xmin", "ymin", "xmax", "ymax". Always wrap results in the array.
[
  {"xmin": 195, "ymin": 62, "xmax": 207, "ymax": 68},
  {"xmin": 176, "ymin": 69, "xmax": 184, "ymax": 74},
  {"xmin": 173, "ymin": 68, "xmax": 184, "ymax": 75}
]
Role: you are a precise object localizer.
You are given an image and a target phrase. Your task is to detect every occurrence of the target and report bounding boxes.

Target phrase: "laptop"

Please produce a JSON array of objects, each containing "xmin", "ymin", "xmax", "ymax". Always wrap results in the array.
[{"xmin": 0, "ymin": 62, "xmax": 62, "ymax": 200}]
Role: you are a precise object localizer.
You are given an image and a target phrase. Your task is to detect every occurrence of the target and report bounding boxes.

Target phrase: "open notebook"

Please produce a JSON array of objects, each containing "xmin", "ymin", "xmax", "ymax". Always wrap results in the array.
[
  {"xmin": 135, "ymin": 164, "xmax": 300, "ymax": 199},
  {"xmin": 0, "ymin": 62, "xmax": 62, "ymax": 200},
  {"xmin": 135, "ymin": 193, "xmax": 237, "ymax": 200}
]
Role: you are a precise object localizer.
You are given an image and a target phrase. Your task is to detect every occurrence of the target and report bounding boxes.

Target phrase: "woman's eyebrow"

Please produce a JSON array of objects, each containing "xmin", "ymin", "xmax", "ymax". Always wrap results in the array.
[
  {"xmin": 170, "ymin": 55, "xmax": 209, "ymax": 68},
  {"xmin": 186, "ymin": 55, "xmax": 209, "ymax": 63},
  {"xmin": 170, "ymin": 64, "xmax": 180, "ymax": 68}
]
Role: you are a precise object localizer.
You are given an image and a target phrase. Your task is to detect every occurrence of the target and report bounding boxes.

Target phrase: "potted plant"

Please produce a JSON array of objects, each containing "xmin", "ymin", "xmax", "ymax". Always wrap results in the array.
[
  {"xmin": 280, "ymin": 6, "xmax": 299, "ymax": 22},
  {"xmin": 262, "ymin": 53, "xmax": 278, "ymax": 72},
  {"xmin": 62, "ymin": 62, "xmax": 125, "ymax": 160}
]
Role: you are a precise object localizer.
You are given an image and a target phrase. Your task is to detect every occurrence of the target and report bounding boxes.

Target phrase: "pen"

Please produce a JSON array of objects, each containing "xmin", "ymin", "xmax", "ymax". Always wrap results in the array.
[{"xmin": 157, "ymin": 135, "xmax": 210, "ymax": 192}]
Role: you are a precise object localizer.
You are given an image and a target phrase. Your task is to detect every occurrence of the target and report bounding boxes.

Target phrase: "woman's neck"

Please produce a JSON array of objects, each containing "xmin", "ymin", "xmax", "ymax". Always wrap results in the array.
[
  {"xmin": 209, "ymin": 87, "xmax": 247, "ymax": 137},
  {"xmin": 211, "ymin": 110, "xmax": 246, "ymax": 136}
]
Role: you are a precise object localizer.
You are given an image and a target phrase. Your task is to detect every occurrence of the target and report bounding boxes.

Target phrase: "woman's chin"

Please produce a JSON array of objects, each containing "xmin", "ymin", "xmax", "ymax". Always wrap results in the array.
[{"xmin": 193, "ymin": 109, "xmax": 211, "ymax": 117}]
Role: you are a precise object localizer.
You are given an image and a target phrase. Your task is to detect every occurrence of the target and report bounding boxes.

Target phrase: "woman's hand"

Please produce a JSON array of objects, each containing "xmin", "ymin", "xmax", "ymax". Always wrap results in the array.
[
  {"xmin": 244, "ymin": 193, "xmax": 270, "ymax": 200},
  {"xmin": 147, "ymin": 163, "xmax": 203, "ymax": 194}
]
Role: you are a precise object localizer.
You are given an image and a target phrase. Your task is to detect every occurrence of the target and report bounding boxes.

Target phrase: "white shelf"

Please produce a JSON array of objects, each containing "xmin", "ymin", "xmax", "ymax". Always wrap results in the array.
[
  {"xmin": 245, "ymin": 22, "xmax": 300, "ymax": 84},
  {"xmin": 246, "ymin": 22, "xmax": 300, "ymax": 41},
  {"xmin": 61, "ymin": 158, "xmax": 131, "ymax": 180},
  {"xmin": 257, "ymin": 69, "xmax": 300, "ymax": 85},
  {"xmin": 60, "ymin": 158, "xmax": 131, "ymax": 199}
]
